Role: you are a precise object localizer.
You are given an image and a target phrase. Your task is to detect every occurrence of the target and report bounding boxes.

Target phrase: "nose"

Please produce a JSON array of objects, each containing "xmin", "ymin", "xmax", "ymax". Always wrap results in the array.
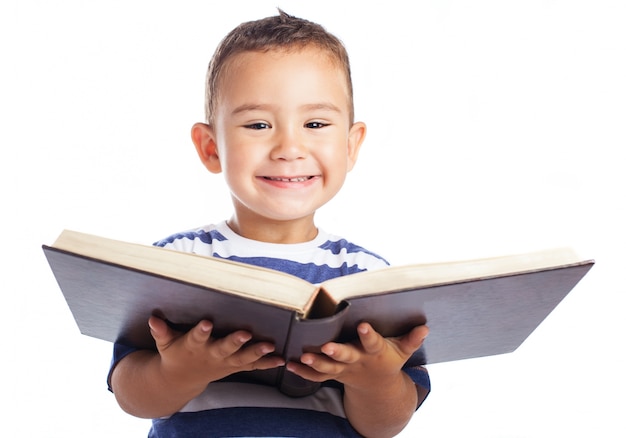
[{"xmin": 270, "ymin": 127, "xmax": 307, "ymax": 161}]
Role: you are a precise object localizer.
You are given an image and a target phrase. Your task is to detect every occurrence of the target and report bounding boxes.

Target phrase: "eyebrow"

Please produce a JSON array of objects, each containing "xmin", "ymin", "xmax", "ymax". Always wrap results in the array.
[
  {"xmin": 231, "ymin": 103, "xmax": 274, "ymax": 115},
  {"xmin": 300, "ymin": 103, "xmax": 342, "ymax": 113},
  {"xmin": 231, "ymin": 102, "xmax": 342, "ymax": 116}
]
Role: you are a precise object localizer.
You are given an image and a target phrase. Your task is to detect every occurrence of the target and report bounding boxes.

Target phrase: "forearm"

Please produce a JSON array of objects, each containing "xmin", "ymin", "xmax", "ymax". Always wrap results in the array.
[
  {"xmin": 110, "ymin": 350, "xmax": 208, "ymax": 419},
  {"xmin": 343, "ymin": 371, "xmax": 419, "ymax": 438}
]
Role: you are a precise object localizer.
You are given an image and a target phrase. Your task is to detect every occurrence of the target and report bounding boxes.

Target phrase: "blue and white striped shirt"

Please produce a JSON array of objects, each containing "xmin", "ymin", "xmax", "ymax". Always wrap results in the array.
[
  {"xmin": 111, "ymin": 222, "xmax": 430, "ymax": 437},
  {"xmin": 153, "ymin": 221, "xmax": 390, "ymax": 284}
]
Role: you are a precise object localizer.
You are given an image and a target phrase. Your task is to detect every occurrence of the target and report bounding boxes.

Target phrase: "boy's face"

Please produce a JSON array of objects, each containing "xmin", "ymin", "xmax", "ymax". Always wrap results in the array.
[{"xmin": 194, "ymin": 47, "xmax": 366, "ymax": 235}]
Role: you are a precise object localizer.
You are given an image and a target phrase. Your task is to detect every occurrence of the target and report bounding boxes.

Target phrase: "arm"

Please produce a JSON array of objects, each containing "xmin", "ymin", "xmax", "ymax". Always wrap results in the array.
[
  {"xmin": 287, "ymin": 323, "xmax": 429, "ymax": 437},
  {"xmin": 110, "ymin": 316, "xmax": 285, "ymax": 419},
  {"xmin": 341, "ymin": 324, "xmax": 429, "ymax": 437}
]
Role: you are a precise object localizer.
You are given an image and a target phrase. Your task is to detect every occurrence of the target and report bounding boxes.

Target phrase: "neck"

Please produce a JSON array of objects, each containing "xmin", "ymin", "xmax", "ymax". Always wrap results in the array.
[{"xmin": 227, "ymin": 214, "xmax": 318, "ymax": 244}]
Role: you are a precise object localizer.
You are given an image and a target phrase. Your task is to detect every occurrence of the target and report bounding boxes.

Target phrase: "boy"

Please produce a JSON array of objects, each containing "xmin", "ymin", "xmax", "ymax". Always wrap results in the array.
[{"xmin": 109, "ymin": 10, "xmax": 430, "ymax": 437}]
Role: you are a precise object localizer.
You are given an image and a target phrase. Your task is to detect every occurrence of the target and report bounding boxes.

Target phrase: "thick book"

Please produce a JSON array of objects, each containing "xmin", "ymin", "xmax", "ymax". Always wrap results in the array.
[{"xmin": 43, "ymin": 230, "xmax": 594, "ymax": 396}]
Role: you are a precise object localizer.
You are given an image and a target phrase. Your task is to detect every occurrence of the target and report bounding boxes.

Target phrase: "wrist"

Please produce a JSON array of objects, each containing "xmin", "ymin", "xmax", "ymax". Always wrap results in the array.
[
  {"xmin": 345, "ymin": 370, "xmax": 411, "ymax": 401},
  {"xmin": 155, "ymin": 355, "xmax": 210, "ymax": 399}
]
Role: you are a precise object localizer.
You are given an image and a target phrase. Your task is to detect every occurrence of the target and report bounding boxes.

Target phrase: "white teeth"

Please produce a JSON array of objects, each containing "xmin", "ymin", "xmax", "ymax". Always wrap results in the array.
[{"xmin": 266, "ymin": 176, "xmax": 310, "ymax": 182}]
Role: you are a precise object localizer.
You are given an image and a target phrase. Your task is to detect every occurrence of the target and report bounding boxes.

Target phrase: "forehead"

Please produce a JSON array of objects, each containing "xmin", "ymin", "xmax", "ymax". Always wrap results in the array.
[{"xmin": 217, "ymin": 47, "xmax": 351, "ymax": 104}]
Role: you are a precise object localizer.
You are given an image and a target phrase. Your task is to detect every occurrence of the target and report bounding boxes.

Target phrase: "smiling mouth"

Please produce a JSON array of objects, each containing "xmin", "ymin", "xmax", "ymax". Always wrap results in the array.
[{"xmin": 263, "ymin": 176, "xmax": 315, "ymax": 182}]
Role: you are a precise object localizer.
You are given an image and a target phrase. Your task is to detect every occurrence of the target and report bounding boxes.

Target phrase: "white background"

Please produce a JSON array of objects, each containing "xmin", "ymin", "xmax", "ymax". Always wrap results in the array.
[{"xmin": 2, "ymin": 1, "xmax": 624, "ymax": 436}]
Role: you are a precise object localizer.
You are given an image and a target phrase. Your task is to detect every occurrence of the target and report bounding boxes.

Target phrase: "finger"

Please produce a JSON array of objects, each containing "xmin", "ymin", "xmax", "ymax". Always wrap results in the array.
[
  {"xmin": 184, "ymin": 319, "xmax": 214, "ymax": 347},
  {"xmin": 209, "ymin": 330, "xmax": 253, "ymax": 359},
  {"xmin": 356, "ymin": 322, "xmax": 386, "ymax": 355},
  {"xmin": 319, "ymin": 342, "xmax": 359, "ymax": 364},
  {"xmin": 227, "ymin": 341, "xmax": 279, "ymax": 367},
  {"xmin": 245, "ymin": 351, "xmax": 285, "ymax": 371},
  {"xmin": 148, "ymin": 315, "xmax": 179, "ymax": 349},
  {"xmin": 286, "ymin": 360, "xmax": 336, "ymax": 383},
  {"xmin": 396, "ymin": 324, "xmax": 429, "ymax": 356},
  {"xmin": 300, "ymin": 352, "xmax": 348, "ymax": 375},
  {"xmin": 218, "ymin": 340, "xmax": 285, "ymax": 372}
]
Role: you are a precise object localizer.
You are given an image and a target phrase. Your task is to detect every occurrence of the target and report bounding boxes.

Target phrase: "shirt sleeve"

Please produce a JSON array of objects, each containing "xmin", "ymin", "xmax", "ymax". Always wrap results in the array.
[
  {"xmin": 402, "ymin": 348, "xmax": 430, "ymax": 409},
  {"xmin": 107, "ymin": 342, "xmax": 140, "ymax": 392}
]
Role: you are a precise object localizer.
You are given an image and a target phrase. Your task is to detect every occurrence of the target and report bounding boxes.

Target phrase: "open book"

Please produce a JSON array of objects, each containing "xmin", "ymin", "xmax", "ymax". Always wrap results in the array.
[{"xmin": 43, "ymin": 229, "xmax": 594, "ymax": 396}]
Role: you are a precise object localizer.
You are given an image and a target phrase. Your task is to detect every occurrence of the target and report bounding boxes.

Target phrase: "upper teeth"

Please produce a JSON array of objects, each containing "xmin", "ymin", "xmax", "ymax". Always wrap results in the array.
[{"xmin": 267, "ymin": 177, "xmax": 309, "ymax": 182}]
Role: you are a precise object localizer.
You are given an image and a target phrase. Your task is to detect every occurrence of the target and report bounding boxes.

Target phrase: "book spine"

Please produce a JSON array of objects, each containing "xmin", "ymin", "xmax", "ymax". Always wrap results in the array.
[{"xmin": 277, "ymin": 304, "xmax": 350, "ymax": 397}]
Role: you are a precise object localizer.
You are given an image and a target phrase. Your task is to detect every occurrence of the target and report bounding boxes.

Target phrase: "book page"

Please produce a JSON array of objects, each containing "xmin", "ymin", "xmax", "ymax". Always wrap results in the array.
[
  {"xmin": 52, "ymin": 230, "xmax": 319, "ymax": 313},
  {"xmin": 322, "ymin": 247, "xmax": 586, "ymax": 303}
]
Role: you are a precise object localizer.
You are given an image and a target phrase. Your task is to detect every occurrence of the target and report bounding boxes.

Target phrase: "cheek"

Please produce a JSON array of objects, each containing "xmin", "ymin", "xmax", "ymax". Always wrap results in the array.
[
  {"xmin": 319, "ymin": 145, "xmax": 350, "ymax": 173},
  {"xmin": 221, "ymin": 145, "xmax": 254, "ymax": 171},
  {"xmin": 318, "ymin": 150, "xmax": 349, "ymax": 188}
]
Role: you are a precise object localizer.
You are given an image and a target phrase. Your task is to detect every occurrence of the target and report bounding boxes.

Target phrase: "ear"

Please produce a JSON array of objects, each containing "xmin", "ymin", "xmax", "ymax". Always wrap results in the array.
[
  {"xmin": 346, "ymin": 121, "xmax": 367, "ymax": 171},
  {"xmin": 191, "ymin": 123, "xmax": 222, "ymax": 174}
]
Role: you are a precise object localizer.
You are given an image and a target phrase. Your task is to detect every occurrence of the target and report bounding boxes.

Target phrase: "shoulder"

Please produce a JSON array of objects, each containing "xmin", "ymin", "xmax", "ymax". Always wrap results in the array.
[
  {"xmin": 317, "ymin": 230, "xmax": 390, "ymax": 271},
  {"xmin": 153, "ymin": 223, "xmax": 228, "ymax": 255}
]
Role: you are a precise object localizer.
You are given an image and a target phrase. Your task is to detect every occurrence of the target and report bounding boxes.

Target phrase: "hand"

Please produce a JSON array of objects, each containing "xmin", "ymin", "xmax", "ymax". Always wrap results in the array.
[
  {"xmin": 148, "ymin": 316, "xmax": 285, "ymax": 390},
  {"xmin": 286, "ymin": 323, "xmax": 429, "ymax": 436},
  {"xmin": 286, "ymin": 322, "xmax": 428, "ymax": 390}
]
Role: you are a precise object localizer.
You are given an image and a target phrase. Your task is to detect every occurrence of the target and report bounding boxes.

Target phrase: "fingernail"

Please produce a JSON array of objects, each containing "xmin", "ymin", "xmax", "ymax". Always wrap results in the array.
[{"xmin": 260, "ymin": 345, "xmax": 274, "ymax": 354}]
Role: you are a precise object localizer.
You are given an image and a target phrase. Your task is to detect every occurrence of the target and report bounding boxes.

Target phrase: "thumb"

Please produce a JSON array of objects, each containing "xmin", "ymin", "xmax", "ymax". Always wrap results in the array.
[
  {"xmin": 397, "ymin": 325, "xmax": 429, "ymax": 356},
  {"xmin": 148, "ymin": 315, "xmax": 177, "ymax": 350}
]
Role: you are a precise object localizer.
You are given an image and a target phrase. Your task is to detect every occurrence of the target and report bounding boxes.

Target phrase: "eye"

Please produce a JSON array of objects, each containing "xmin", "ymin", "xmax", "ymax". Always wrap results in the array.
[
  {"xmin": 245, "ymin": 122, "xmax": 271, "ymax": 130},
  {"xmin": 305, "ymin": 121, "xmax": 329, "ymax": 129}
]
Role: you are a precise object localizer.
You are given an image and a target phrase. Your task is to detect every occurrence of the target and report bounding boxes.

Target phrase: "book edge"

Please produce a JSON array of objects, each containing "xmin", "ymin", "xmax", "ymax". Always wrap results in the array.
[
  {"xmin": 47, "ymin": 230, "xmax": 318, "ymax": 314},
  {"xmin": 322, "ymin": 248, "xmax": 592, "ymax": 303}
]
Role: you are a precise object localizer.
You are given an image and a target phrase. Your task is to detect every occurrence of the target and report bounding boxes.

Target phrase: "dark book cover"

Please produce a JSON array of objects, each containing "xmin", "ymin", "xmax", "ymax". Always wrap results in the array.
[{"xmin": 43, "ymin": 244, "xmax": 594, "ymax": 397}]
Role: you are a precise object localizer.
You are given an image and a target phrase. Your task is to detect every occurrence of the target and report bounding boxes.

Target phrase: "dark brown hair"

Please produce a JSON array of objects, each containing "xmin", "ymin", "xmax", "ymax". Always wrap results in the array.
[{"xmin": 204, "ymin": 9, "xmax": 354, "ymax": 124}]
